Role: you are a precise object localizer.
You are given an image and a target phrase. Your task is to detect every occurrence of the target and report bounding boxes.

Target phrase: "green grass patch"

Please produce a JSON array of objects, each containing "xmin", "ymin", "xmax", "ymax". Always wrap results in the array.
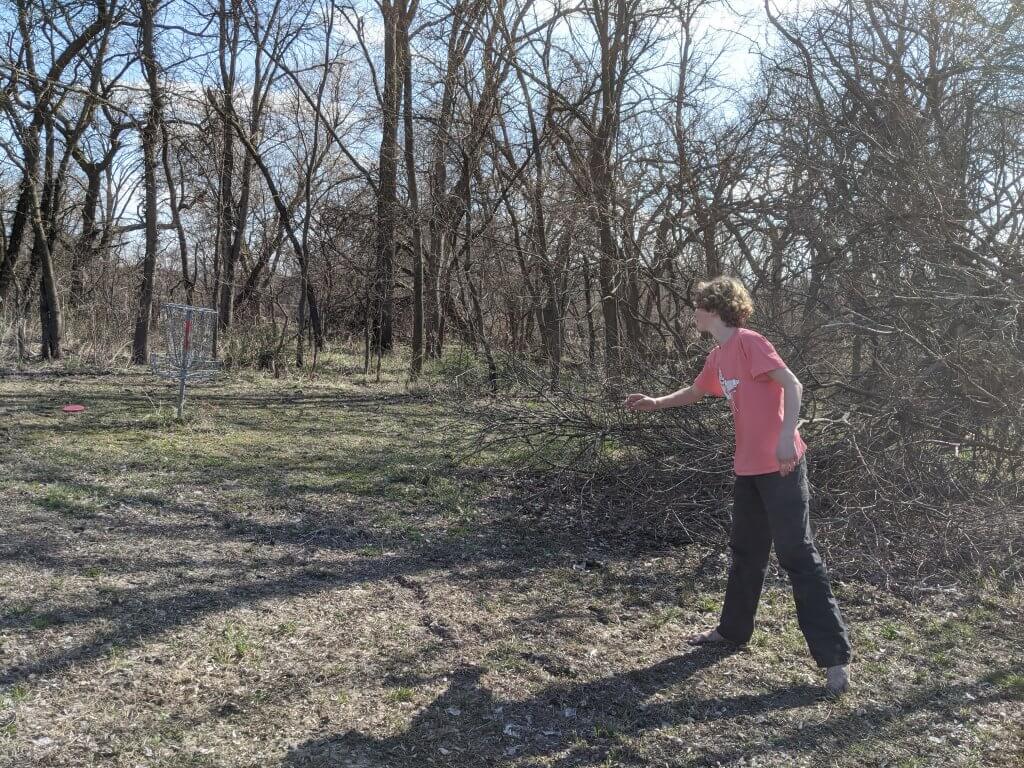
[
  {"xmin": 694, "ymin": 595, "xmax": 719, "ymax": 614},
  {"xmin": 6, "ymin": 684, "xmax": 30, "ymax": 704},
  {"xmin": 485, "ymin": 643, "xmax": 530, "ymax": 673},
  {"xmin": 212, "ymin": 624, "xmax": 255, "ymax": 665},
  {"xmin": 275, "ymin": 621, "xmax": 298, "ymax": 638},
  {"xmin": 385, "ymin": 687, "xmax": 415, "ymax": 703},
  {"xmin": 2, "ymin": 601, "xmax": 32, "ymax": 619},
  {"xmin": 38, "ymin": 484, "xmax": 98, "ymax": 518},
  {"xmin": 881, "ymin": 622, "xmax": 903, "ymax": 641},
  {"xmin": 648, "ymin": 606, "xmax": 684, "ymax": 629},
  {"xmin": 987, "ymin": 671, "xmax": 1024, "ymax": 698}
]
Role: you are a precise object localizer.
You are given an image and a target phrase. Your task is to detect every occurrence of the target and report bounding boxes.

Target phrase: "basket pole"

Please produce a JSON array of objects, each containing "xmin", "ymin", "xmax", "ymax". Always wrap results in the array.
[{"xmin": 177, "ymin": 310, "xmax": 193, "ymax": 419}]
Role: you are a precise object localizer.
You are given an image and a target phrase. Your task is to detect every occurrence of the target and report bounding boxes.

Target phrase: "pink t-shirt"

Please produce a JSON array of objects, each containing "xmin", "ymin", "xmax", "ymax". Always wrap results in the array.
[{"xmin": 694, "ymin": 327, "xmax": 806, "ymax": 476}]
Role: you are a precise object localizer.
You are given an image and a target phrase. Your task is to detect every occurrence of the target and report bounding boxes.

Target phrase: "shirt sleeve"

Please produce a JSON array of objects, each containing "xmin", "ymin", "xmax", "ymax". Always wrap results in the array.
[
  {"xmin": 694, "ymin": 350, "xmax": 723, "ymax": 396},
  {"xmin": 742, "ymin": 331, "xmax": 787, "ymax": 380}
]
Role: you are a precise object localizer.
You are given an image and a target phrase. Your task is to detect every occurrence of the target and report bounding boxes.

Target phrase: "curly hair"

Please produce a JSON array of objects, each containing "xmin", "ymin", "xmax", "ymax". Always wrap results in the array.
[{"xmin": 694, "ymin": 276, "xmax": 754, "ymax": 328}]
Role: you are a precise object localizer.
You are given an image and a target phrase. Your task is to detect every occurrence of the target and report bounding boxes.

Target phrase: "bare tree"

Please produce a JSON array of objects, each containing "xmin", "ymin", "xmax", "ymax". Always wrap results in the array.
[
  {"xmin": 0, "ymin": 0, "xmax": 114, "ymax": 358},
  {"xmin": 131, "ymin": 0, "xmax": 164, "ymax": 363}
]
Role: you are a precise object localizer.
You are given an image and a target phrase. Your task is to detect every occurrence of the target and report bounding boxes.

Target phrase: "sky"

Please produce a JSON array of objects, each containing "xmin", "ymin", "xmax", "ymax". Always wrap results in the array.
[{"xmin": 707, "ymin": 0, "xmax": 822, "ymax": 85}]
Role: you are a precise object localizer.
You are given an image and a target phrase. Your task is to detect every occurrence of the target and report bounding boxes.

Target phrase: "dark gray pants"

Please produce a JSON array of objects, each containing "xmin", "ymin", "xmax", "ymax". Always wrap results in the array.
[{"xmin": 717, "ymin": 459, "xmax": 852, "ymax": 668}]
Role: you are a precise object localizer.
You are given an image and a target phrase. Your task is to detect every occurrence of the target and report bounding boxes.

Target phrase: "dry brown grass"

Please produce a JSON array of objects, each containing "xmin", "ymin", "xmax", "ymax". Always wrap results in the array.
[{"xmin": 0, "ymin": 359, "xmax": 1021, "ymax": 767}]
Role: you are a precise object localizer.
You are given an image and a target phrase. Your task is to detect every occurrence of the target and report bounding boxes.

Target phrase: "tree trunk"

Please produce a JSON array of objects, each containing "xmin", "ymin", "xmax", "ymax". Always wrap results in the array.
[
  {"xmin": 401, "ymin": 11, "xmax": 425, "ymax": 376},
  {"xmin": 0, "ymin": 183, "xmax": 34, "ymax": 305},
  {"xmin": 33, "ymin": 114, "xmax": 64, "ymax": 360},
  {"xmin": 131, "ymin": 0, "xmax": 163, "ymax": 364},
  {"xmin": 372, "ymin": 0, "xmax": 402, "ymax": 354},
  {"xmin": 213, "ymin": 0, "xmax": 240, "ymax": 355},
  {"xmin": 581, "ymin": 250, "xmax": 597, "ymax": 366},
  {"xmin": 160, "ymin": 121, "xmax": 192, "ymax": 302},
  {"xmin": 70, "ymin": 164, "xmax": 102, "ymax": 306},
  {"xmin": 426, "ymin": 2, "xmax": 478, "ymax": 359}
]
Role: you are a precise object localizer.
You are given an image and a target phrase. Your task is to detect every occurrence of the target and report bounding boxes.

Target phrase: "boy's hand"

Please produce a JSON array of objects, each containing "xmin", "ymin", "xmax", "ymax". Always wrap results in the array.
[
  {"xmin": 777, "ymin": 433, "xmax": 798, "ymax": 476},
  {"xmin": 625, "ymin": 393, "xmax": 658, "ymax": 412}
]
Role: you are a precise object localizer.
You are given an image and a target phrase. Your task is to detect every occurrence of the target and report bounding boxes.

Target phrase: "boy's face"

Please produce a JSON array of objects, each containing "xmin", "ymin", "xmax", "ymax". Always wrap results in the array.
[{"xmin": 694, "ymin": 306, "xmax": 716, "ymax": 333}]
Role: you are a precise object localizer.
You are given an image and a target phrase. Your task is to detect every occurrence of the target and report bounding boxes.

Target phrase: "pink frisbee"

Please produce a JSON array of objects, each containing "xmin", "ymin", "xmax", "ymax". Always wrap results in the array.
[{"xmin": 61, "ymin": 404, "xmax": 86, "ymax": 414}]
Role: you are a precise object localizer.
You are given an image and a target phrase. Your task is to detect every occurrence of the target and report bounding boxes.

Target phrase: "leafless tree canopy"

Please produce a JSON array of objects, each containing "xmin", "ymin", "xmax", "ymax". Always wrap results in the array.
[{"xmin": 1, "ymin": 0, "xmax": 1021, "ymax": 579}]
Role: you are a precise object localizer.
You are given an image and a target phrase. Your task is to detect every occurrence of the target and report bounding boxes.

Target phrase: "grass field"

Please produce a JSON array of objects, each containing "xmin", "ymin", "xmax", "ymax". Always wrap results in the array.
[{"xmin": 1, "ymin": 357, "xmax": 1021, "ymax": 767}]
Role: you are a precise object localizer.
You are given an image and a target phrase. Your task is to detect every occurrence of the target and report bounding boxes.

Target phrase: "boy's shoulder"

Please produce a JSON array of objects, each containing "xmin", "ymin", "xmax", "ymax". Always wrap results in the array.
[
  {"xmin": 737, "ymin": 327, "xmax": 768, "ymax": 342},
  {"xmin": 736, "ymin": 327, "xmax": 777, "ymax": 349},
  {"xmin": 712, "ymin": 328, "xmax": 762, "ymax": 354}
]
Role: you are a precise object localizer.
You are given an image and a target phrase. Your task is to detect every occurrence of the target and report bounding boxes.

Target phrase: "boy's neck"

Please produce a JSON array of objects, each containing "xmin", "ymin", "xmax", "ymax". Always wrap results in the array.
[{"xmin": 710, "ymin": 322, "xmax": 738, "ymax": 345}]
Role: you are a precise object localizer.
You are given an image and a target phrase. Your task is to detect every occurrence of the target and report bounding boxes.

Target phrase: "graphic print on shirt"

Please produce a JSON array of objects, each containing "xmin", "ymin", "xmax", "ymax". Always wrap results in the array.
[{"xmin": 718, "ymin": 369, "xmax": 740, "ymax": 402}]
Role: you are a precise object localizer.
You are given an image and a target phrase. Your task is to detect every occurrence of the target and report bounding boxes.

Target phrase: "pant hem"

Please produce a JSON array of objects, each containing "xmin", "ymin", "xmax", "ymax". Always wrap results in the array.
[{"xmin": 714, "ymin": 626, "xmax": 750, "ymax": 646}]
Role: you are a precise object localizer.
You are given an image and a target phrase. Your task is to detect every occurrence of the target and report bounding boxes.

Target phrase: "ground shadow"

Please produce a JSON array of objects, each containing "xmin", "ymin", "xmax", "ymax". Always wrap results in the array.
[
  {"xmin": 281, "ymin": 648, "xmax": 766, "ymax": 767},
  {"xmin": 3, "ymin": 373, "xmax": 1019, "ymax": 768},
  {"xmin": 282, "ymin": 659, "xmax": 1019, "ymax": 767}
]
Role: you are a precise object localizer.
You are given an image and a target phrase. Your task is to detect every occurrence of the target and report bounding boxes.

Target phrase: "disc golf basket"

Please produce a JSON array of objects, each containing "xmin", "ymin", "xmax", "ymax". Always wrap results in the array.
[{"xmin": 150, "ymin": 303, "xmax": 222, "ymax": 418}]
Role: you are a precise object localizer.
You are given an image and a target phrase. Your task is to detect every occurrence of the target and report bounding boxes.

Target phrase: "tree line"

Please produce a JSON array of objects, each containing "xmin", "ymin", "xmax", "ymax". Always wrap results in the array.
[{"xmin": 2, "ymin": 0, "xmax": 1022, "ymax": 483}]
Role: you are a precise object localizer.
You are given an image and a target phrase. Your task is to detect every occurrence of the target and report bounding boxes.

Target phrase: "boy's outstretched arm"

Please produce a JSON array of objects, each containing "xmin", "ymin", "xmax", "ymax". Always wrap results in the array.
[
  {"xmin": 767, "ymin": 366, "xmax": 803, "ymax": 475},
  {"xmin": 624, "ymin": 384, "xmax": 709, "ymax": 412}
]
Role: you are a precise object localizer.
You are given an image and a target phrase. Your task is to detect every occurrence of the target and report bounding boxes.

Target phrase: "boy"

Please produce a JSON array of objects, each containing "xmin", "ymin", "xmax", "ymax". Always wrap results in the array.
[{"xmin": 625, "ymin": 276, "xmax": 851, "ymax": 696}]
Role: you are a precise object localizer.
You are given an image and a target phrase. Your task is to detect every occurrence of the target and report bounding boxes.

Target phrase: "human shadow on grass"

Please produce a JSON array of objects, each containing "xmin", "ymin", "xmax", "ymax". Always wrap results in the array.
[
  {"xmin": 678, "ymin": 669, "xmax": 1020, "ymax": 768},
  {"xmin": 280, "ymin": 648, "xmax": 824, "ymax": 768},
  {"xmin": 281, "ymin": 660, "xmax": 1019, "ymax": 768}
]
